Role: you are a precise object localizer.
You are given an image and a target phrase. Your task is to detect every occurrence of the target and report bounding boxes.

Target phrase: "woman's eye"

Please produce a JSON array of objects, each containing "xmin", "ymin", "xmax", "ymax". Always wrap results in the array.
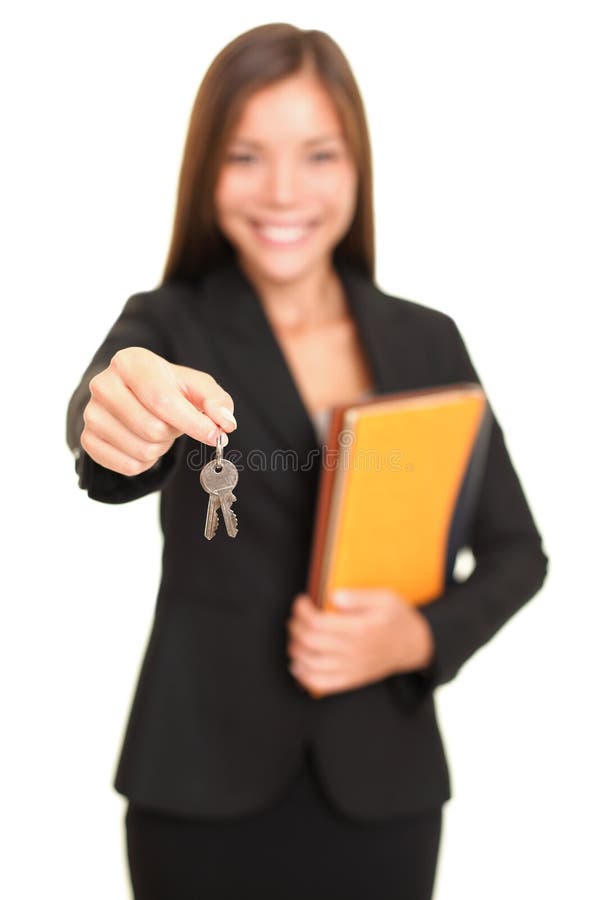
[
  {"xmin": 224, "ymin": 151, "xmax": 338, "ymax": 165},
  {"xmin": 226, "ymin": 153, "xmax": 256, "ymax": 164},
  {"xmin": 310, "ymin": 151, "xmax": 337, "ymax": 162}
]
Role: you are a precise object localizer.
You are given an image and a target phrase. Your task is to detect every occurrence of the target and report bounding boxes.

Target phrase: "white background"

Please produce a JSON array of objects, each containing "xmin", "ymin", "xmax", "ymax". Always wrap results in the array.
[{"xmin": 3, "ymin": 1, "xmax": 598, "ymax": 897}]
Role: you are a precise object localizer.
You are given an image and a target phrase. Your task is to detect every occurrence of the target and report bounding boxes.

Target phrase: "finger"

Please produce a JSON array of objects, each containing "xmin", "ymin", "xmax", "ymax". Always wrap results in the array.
[
  {"xmin": 330, "ymin": 588, "xmax": 395, "ymax": 613},
  {"xmin": 290, "ymin": 596, "xmax": 333, "ymax": 630},
  {"xmin": 80, "ymin": 428, "xmax": 161, "ymax": 477},
  {"xmin": 85, "ymin": 383, "xmax": 180, "ymax": 457},
  {"xmin": 171, "ymin": 364, "xmax": 238, "ymax": 433},
  {"xmin": 289, "ymin": 661, "xmax": 357, "ymax": 696},
  {"xmin": 287, "ymin": 620, "xmax": 345, "ymax": 656},
  {"xmin": 84, "ymin": 400, "xmax": 174, "ymax": 464},
  {"xmin": 90, "ymin": 367, "xmax": 181, "ymax": 443},
  {"xmin": 112, "ymin": 354, "xmax": 235, "ymax": 446},
  {"xmin": 290, "ymin": 597, "xmax": 361, "ymax": 637},
  {"xmin": 291, "ymin": 593, "xmax": 317, "ymax": 615},
  {"xmin": 289, "ymin": 654, "xmax": 343, "ymax": 676},
  {"xmin": 292, "ymin": 592, "xmax": 338, "ymax": 619}
]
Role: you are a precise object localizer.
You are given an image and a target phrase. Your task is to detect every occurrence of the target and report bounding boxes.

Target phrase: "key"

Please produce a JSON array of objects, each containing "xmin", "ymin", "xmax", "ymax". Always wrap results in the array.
[
  {"xmin": 200, "ymin": 427, "xmax": 226, "ymax": 539},
  {"xmin": 203, "ymin": 490, "xmax": 221, "ymax": 540},
  {"xmin": 200, "ymin": 460, "xmax": 239, "ymax": 538},
  {"xmin": 200, "ymin": 459, "xmax": 238, "ymax": 540},
  {"xmin": 199, "ymin": 428, "xmax": 239, "ymax": 539}
]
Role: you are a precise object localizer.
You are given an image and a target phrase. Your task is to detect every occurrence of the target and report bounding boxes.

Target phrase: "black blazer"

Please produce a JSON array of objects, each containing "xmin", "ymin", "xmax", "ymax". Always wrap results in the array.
[{"xmin": 66, "ymin": 256, "xmax": 549, "ymax": 822}]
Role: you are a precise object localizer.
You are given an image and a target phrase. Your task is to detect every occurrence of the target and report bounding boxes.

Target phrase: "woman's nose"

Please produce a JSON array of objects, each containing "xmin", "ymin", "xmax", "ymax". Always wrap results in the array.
[{"xmin": 263, "ymin": 160, "xmax": 299, "ymax": 204}]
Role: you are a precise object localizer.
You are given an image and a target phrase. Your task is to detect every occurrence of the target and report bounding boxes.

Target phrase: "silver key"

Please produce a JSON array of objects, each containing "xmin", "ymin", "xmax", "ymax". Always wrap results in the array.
[
  {"xmin": 199, "ymin": 429, "xmax": 239, "ymax": 539},
  {"xmin": 203, "ymin": 490, "xmax": 221, "ymax": 540},
  {"xmin": 200, "ymin": 461, "xmax": 239, "ymax": 538},
  {"xmin": 200, "ymin": 459, "xmax": 238, "ymax": 540}
]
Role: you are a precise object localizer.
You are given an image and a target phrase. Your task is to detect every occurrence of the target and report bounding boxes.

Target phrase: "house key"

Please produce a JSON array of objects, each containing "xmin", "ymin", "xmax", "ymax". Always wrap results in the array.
[{"xmin": 199, "ymin": 427, "xmax": 239, "ymax": 539}]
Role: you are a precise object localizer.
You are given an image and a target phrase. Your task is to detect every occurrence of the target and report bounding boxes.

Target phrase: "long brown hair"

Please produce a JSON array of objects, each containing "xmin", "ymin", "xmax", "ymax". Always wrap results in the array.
[{"xmin": 161, "ymin": 23, "xmax": 375, "ymax": 286}]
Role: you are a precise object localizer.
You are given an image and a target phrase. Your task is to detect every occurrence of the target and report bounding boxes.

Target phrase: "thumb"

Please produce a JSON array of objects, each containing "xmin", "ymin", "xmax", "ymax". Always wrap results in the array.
[
  {"xmin": 331, "ymin": 588, "xmax": 369, "ymax": 609},
  {"xmin": 331, "ymin": 587, "xmax": 399, "ymax": 612},
  {"xmin": 170, "ymin": 364, "xmax": 237, "ymax": 439}
]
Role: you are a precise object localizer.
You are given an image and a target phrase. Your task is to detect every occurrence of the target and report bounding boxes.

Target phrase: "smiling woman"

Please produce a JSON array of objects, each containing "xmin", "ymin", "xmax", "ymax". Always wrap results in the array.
[
  {"xmin": 213, "ymin": 73, "xmax": 357, "ymax": 281},
  {"xmin": 161, "ymin": 25, "xmax": 375, "ymax": 288},
  {"xmin": 66, "ymin": 20, "xmax": 548, "ymax": 900}
]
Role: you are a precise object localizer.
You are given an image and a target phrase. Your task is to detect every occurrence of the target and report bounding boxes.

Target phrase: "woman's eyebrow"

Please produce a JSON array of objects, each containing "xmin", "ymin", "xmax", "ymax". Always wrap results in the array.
[{"xmin": 229, "ymin": 134, "xmax": 344, "ymax": 147}]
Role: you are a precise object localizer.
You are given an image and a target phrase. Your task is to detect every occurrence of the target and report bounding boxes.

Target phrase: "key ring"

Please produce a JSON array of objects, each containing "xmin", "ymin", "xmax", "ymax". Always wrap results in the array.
[{"xmin": 215, "ymin": 426, "xmax": 223, "ymax": 470}]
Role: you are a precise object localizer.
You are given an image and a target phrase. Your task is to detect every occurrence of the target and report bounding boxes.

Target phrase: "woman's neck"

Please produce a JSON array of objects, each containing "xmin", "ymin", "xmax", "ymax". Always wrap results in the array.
[{"xmin": 238, "ymin": 256, "xmax": 348, "ymax": 333}]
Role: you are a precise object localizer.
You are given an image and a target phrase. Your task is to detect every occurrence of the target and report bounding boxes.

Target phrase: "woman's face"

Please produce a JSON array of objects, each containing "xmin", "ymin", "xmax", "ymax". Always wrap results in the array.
[{"xmin": 214, "ymin": 70, "xmax": 358, "ymax": 286}]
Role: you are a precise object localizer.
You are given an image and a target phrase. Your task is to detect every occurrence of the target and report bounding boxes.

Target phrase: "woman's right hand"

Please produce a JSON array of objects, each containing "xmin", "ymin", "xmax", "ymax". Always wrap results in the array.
[{"xmin": 80, "ymin": 346, "xmax": 237, "ymax": 476}]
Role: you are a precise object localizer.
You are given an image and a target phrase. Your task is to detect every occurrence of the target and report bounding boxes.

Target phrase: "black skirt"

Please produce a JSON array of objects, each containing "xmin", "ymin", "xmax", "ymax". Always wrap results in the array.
[{"xmin": 124, "ymin": 745, "xmax": 443, "ymax": 900}]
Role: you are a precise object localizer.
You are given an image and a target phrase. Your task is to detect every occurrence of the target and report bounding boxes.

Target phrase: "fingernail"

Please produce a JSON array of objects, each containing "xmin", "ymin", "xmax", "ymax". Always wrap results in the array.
[
  {"xmin": 207, "ymin": 427, "xmax": 228, "ymax": 446},
  {"xmin": 334, "ymin": 591, "xmax": 350, "ymax": 606},
  {"xmin": 219, "ymin": 407, "xmax": 237, "ymax": 427}
]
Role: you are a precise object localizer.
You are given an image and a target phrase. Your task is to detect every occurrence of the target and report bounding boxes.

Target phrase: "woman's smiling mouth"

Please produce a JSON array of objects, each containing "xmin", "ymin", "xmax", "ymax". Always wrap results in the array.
[{"xmin": 250, "ymin": 220, "xmax": 320, "ymax": 246}]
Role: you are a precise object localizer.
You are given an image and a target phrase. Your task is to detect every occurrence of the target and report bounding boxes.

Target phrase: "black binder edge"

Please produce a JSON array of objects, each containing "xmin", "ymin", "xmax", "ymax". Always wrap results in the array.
[{"xmin": 444, "ymin": 399, "xmax": 494, "ymax": 586}]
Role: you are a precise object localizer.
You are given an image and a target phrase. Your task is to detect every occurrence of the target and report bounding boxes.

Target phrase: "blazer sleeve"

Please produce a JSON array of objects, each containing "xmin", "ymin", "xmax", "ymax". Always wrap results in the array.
[
  {"xmin": 386, "ymin": 317, "xmax": 550, "ymax": 708},
  {"xmin": 65, "ymin": 291, "xmax": 183, "ymax": 504}
]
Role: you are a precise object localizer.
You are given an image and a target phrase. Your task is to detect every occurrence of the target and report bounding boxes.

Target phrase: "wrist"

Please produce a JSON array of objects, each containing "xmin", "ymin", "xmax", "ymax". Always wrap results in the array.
[
  {"xmin": 415, "ymin": 612, "xmax": 435, "ymax": 669},
  {"xmin": 393, "ymin": 610, "xmax": 435, "ymax": 674}
]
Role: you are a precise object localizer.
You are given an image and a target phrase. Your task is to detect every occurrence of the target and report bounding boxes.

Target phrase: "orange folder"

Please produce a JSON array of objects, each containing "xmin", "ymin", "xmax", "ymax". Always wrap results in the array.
[
  {"xmin": 307, "ymin": 382, "xmax": 492, "ymax": 610},
  {"xmin": 304, "ymin": 382, "xmax": 492, "ymax": 698}
]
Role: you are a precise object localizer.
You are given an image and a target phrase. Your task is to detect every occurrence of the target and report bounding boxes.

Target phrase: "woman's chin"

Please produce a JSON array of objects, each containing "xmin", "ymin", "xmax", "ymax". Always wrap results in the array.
[{"xmin": 239, "ymin": 244, "xmax": 332, "ymax": 284}]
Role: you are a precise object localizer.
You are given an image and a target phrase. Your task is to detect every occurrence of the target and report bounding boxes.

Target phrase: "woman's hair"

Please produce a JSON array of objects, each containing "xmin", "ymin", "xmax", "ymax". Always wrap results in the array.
[{"xmin": 161, "ymin": 23, "xmax": 375, "ymax": 286}]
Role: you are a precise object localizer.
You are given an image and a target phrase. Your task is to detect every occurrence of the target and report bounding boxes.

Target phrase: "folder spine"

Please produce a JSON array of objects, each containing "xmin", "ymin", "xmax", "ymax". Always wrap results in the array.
[{"xmin": 444, "ymin": 401, "xmax": 493, "ymax": 586}]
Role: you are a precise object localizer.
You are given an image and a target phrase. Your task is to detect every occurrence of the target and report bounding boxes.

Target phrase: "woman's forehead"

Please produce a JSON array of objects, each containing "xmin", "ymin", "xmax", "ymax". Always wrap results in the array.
[{"xmin": 230, "ymin": 75, "xmax": 344, "ymax": 142}]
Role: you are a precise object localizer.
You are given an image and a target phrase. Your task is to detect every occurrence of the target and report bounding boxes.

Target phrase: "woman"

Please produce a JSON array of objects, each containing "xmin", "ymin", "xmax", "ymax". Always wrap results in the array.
[{"xmin": 66, "ymin": 23, "xmax": 549, "ymax": 900}]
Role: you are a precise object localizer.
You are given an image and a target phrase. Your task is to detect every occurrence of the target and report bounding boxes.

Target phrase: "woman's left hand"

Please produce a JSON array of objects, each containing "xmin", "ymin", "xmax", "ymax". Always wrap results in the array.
[{"xmin": 286, "ymin": 588, "xmax": 435, "ymax": 697}]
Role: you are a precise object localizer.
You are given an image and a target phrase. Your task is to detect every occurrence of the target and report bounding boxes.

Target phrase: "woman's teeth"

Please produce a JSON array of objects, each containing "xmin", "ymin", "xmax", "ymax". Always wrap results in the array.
[{"xmin": 254, "ymin": 223, "xmax": 314, "ymax": 244}]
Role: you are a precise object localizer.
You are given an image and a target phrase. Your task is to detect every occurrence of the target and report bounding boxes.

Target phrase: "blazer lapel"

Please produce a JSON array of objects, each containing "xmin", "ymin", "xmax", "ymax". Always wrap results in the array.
[{"xmin": 198, "ymin": 255, "xmax": 413, "ymax": 452}]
